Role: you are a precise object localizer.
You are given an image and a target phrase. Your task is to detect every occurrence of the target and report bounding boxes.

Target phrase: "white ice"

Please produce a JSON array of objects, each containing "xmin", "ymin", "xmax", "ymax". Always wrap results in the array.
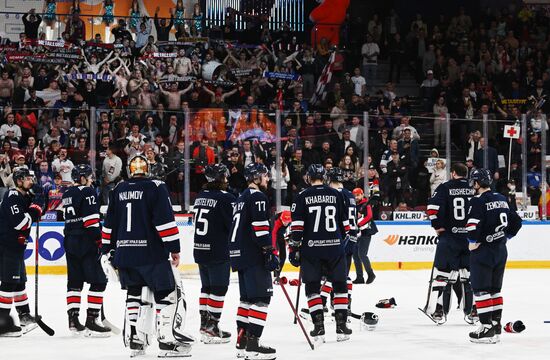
[{"xmin": 2, "ymin": 269, "xmax": 549, "ymax": 360}]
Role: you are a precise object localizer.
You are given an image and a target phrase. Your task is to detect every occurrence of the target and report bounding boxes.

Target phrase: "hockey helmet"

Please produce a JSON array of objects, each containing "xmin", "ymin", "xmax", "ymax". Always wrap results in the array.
[
  {"xmin": 204, "ymin": 163, "xmax": 230, "ymax": 183},
  {"xmin": 128, "ymin": 153, "xmax": 149, "ymax": 178},
  {"xmin": 326, "ymin": 167, "xmax": 344, "ymax": 183},
  {"xmin": 71, "ymin": 164, "xmax": 94, "ymax": 183},
  {"xmin": 360, "ymin": 312, "xmax": 379, "ymax": 331},
  {"xmin": 12, "ymin": 167, "xmax": 34, "ymax": 184},
  {"xmin": 244, "ymin": 163, "xmax": 269, "ymax": 182},
  {"xmin": 306, "ymin": 164, "xmax": 326, "ymax": 182},
  {"xmin": 469, "ymin": 168, "xmax": 492, "ymax": 187}
]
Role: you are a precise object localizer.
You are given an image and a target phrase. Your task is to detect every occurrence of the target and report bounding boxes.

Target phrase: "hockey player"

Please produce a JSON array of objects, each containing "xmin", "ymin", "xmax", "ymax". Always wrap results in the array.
[
  {"xmin": 425, "ymin": 162, "xmax": 476, "ymax": 325},
  {"xmin": 270, "ymin": 210, "xmax": 292, "ymax": 279},
  {"xmin": 0, "ymin": 168, "xmax": 43, "ymax": 336},
  {"xmin": 193, "ymin": 164, "xmax": 235, "ymax": 344},
  {"xmin": 229, "ymin": 163, "xmax": 279, "ymax": 360},
  {"xmin": 324, "ymin": 167, "xmax": 357, "ymax": 311},
  {"xmin": 62, "ymin": 164, "xmax": 111, "ymax": 336},
  {"xmin": 101, "ymin": 154, "xmax": 193, "ymax": 357},
  {"xmin": 289, "ymin": 164, "xmax": 352, "ymax": 342},
  {"xmin": 466, "ymin": 169, "xmax": 522, "ymax": 344}
]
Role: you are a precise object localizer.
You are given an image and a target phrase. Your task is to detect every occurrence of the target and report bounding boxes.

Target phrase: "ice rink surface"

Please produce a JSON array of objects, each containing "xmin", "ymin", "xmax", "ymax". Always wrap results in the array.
[{"xmin": 2, "ymin": 269, "xmax": 549, "ymax": 360}]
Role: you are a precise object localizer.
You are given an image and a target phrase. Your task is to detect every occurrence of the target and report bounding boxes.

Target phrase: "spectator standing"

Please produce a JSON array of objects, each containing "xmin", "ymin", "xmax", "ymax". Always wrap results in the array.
[
  {"xmin": 51, "ymin": 147, "xmax": 75, "ymax": 183},
  {"xmin": 430, "ymin": 159, "xmax": 447, "ymax": 195},
  {"xmin": 100, "ymin": 146, "xmax": 122, "ymax": 205},
  {"xmin": 361, "ymin": 34, "xmax": 380, "ymax": 90}
]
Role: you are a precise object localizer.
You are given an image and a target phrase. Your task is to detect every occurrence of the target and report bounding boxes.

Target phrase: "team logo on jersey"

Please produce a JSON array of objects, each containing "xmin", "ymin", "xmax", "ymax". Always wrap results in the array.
[{"xmin": 38, "ymin": 232, "xmax": 65, "ymax": 261}]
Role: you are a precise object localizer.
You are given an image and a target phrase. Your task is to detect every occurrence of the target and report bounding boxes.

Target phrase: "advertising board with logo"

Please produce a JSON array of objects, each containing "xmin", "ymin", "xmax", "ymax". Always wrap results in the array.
[{"xmin": 26, "ymin": 220, "xmax": 550, "ymax": 273}]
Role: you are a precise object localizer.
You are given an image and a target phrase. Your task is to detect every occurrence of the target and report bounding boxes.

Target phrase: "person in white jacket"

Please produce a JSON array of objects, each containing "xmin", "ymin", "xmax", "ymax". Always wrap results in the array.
[
  {"xmin": 270, "ymin": 157, "xmax": 290, "ymax": 206},
  {"xmin": 430, "ymin": 159, "xmax": 447, "ymax": 195}
]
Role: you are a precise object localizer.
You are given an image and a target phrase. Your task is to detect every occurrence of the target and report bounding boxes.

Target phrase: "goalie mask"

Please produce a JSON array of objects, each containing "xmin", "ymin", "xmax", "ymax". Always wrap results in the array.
[{"xmin": 128, "ymin": 154, "xmax": 149, "ymax": 178}]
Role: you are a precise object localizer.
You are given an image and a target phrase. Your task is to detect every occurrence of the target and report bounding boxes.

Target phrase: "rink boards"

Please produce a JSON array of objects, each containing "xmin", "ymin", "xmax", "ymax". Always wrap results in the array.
[{"xmin": 23, "ymin": 220, "xmax": 550, "ymax": 274}]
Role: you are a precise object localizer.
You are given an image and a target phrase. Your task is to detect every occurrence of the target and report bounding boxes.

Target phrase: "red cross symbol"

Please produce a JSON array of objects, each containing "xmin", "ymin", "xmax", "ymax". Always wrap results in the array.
[{"xmin": 507, "ymin": 127, "xmax": 517, "ymax": 137}]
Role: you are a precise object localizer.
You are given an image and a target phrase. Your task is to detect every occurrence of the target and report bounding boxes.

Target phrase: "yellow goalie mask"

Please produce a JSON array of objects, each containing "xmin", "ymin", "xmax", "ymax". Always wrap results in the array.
[{"xmin": 128, "ymin": 154, "xmax": 149, "ymax": 178}]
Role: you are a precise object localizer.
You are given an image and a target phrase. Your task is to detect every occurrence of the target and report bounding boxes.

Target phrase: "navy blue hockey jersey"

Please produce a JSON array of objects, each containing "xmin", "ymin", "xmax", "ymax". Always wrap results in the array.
[
  {"xmin": 192, "ymin": 190, "xmax": 235, "ymax": 264},
  {"xmin": 291, "ymin": 185, "xmax": 350, "ymax": 259},
  {"xmin": 466, "ymin": 192, "xmax": 522, "ymax": 244},
  {"xmin": 62, "ymin": 186, "xmax": 101, "ymax": 236},
  {"xmin": 101, "ymin": 178, "xmax": 180, "ymax": 267},
  {"xmin": 427, "ymin": 178, "xmax": 475, "ymax": 239},
  {"xmin": 228, "ymin": 188, "xmax": 271, "ymax": 271},
  {"xmin": 0, "ymin": 189, "xmax": 38, "ymax": 252},
  {"xmin": 339, "ymin": 187, "xmax": 358, "ymax": 240}
]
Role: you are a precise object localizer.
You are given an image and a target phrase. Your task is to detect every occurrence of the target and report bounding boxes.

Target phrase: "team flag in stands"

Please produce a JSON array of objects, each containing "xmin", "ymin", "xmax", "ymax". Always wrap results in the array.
[
  {"xmin": 503, "ymin": 125, "xmax": 520, "ymax": 139},
  {"xmin": 310, "ymin": 51, "xmax": 336, "ymax": 106}
]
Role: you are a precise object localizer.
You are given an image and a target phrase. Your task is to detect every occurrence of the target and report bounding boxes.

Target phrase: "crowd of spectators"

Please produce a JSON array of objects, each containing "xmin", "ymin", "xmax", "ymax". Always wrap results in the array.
[{"xmin": 0, "ymin": 2, "xmax": 549, "ymax": 218}]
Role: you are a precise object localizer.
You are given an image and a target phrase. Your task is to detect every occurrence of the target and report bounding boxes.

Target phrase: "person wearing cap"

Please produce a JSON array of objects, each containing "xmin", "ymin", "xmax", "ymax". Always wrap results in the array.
[
  {"xmin": 352, "ymin": 188, "xmax": 377, "ymax": 284},
  {"xmin": 392, "ymin": 116, "xmax": 420, "ymax": 141},
  {"xmin": 420, "ymin": 70, "xmax": 439, "ymax": 112},
  {"xmin": 270, "ymin": 210, "xmax": 292, "ymax": 278}
]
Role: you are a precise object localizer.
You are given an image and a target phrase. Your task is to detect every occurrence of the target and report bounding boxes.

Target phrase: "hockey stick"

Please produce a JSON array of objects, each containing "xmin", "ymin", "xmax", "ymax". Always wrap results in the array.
[
  {"xmin": 276, "ymin": 276, "xmax": 314, "ymax": 350},
  {"xmin": 293, "ymin": 269, "xmax": 302, "ymax": 324},
  {"xmin": 420, "ymin": 262, "xmax": 435, "ymax": 312},
  {"xmin": 34, "ymin": 218, "xmax": 55, "ymax": 336}
]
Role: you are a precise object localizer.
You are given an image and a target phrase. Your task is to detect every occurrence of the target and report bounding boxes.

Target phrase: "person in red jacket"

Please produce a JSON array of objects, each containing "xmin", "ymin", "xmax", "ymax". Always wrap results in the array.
[
  {"xmin": 352, "ymin": 188, "xmax": 378, "ymax": 284},
  {"xmin": 270, "ymin": 210, "xmax": 291, "ymax": 278},
  {"xmin": 192, "ymin": 137, "xmax": 215, "ymax": 191}
]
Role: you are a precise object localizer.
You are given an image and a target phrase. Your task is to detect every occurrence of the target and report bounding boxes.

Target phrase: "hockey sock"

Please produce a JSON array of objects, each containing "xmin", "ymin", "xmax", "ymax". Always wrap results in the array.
[
  {"xmin": 67, "ymin": 288, "xmax": 82, "ymax": 313},
  {"xmin": 347, "ymin": 278, "xmax": 353, "ymax": 309},
  {"xmin": 199, "ymin": 287, "xmax": 210, "ymax": 314},
  {"xmin": 320, "ymin": 281, "xmax": 333, "ymax": 307},
  {"xmin": 462, "ymin": 282, "xmax": 474, "ymax": 314},
  {"xmin": 474, "ymin": 292, "xmax": 493, "ymax": 325},
  {"xmin": 247, "ymin": 300, "xmax": 269, "ymax": 337},
  {"xmin": 13, "ymin": 284, "xmax": 29, "ymax": 315},
  {"xmin": 126, "ymin": 288, "xmax": 142, "ymax": 329},
  {"xmin": 236, "ymin": 301, "xmax": 250, "ymax": 332},
  {"xmin": 490, "ymin": 292, "xmax": 503, "ymax": 325},
  {"xmin": 207, "ymin": 286, "xmax": 228, "ymax": 321},
  {"xmin": 333, "ymin": 281, "xmax": 349, "ymax": 317},
  {"xmin": 88, "ymin": 284, "xmax": 106, "ymax": 313},
  {"xmin": 0, "ymin": 283, "xmax": 15, "ymax": 316},
  {"xmin": 306, "ymin": 293, "xmax": 323, "ymax": 321}
]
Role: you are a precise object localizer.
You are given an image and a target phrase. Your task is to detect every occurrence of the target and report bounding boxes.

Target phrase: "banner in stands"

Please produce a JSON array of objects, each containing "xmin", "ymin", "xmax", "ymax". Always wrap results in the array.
[{"xmin": 25, "ymin": 221, "xmax": 550, "ymax": 274}]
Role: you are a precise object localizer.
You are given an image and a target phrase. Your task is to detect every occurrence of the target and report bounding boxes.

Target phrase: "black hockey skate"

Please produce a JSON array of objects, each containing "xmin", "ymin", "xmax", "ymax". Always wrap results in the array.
[
  {"xmin": 68, "ymin": 309, "xmax": 86, "ymax": 334},
  {"xmin": 0, "ymin": 315, "xmax": 22, "ymax": 337},
  {"xmin": 469, "ymin": 324, "xmax": 497, "ymax": 344},
  {"xmin": 335, "ymin": 313, "xmax": 352, "ymax": 342},
  {"xmin": 202, "ymin": 318, "xmax": 231, "ymax": 344},
  {"xmin": 245, "ymin": 333, "xmax": 276, "ymax": 360},
  {"xmin": 85, "ymin": 309, "xmax": 111, "ymax": 337},
  {"xmin": 129, "ymin": 337, "xmax": 147, "ymax": 358},
  {"xmin": 431, "ymin": 305, "xmax": 447, "ymax": 325},
  {"xmin": 310, "ymin": 313, "xmax": 325, "ymax": 344},
  {"xmin": 464, "ymin": 306, "xmax": 479, "ymax": 325},
  {"xmin": 18, "ymin": 313, "xmax": 38, "ymax": 334},
  {"xmin": 158, "ymin": 341, "xmax": 192, "ymax": 358},
  {"xmin": 199, "ymin": 311, "xmax": 208, "ymax": 335},
  {"xmin": 493, "ymin": 322, "xmax": 502, "ymax": 343},
  {"xmin": 236, "ymin": 328, "xmax": 248, "ymax": 359}
]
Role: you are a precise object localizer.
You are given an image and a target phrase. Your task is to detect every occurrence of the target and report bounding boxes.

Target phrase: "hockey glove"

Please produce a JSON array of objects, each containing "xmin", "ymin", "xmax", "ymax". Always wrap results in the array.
[
  {"xmin": 28, "ymin": 202, "xmax": 45, "ymax": 220},
  {"xmin": 289, "ymin": 248, "xmax": 301, "ymax": 267},
  {"xmin": 17, "ymin": 233, "xmax": 29, "ymax": 246},
  {"xmin": 262, "ymin": 246, "xmax": 280, "ymax": 272},
  {"xmin": 504, "ymin": 320, "xmax": 525, "ymax": 333},
  {"xmin": 345, "ymin": 235, "xmax": 357, "ymax": 255}
]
